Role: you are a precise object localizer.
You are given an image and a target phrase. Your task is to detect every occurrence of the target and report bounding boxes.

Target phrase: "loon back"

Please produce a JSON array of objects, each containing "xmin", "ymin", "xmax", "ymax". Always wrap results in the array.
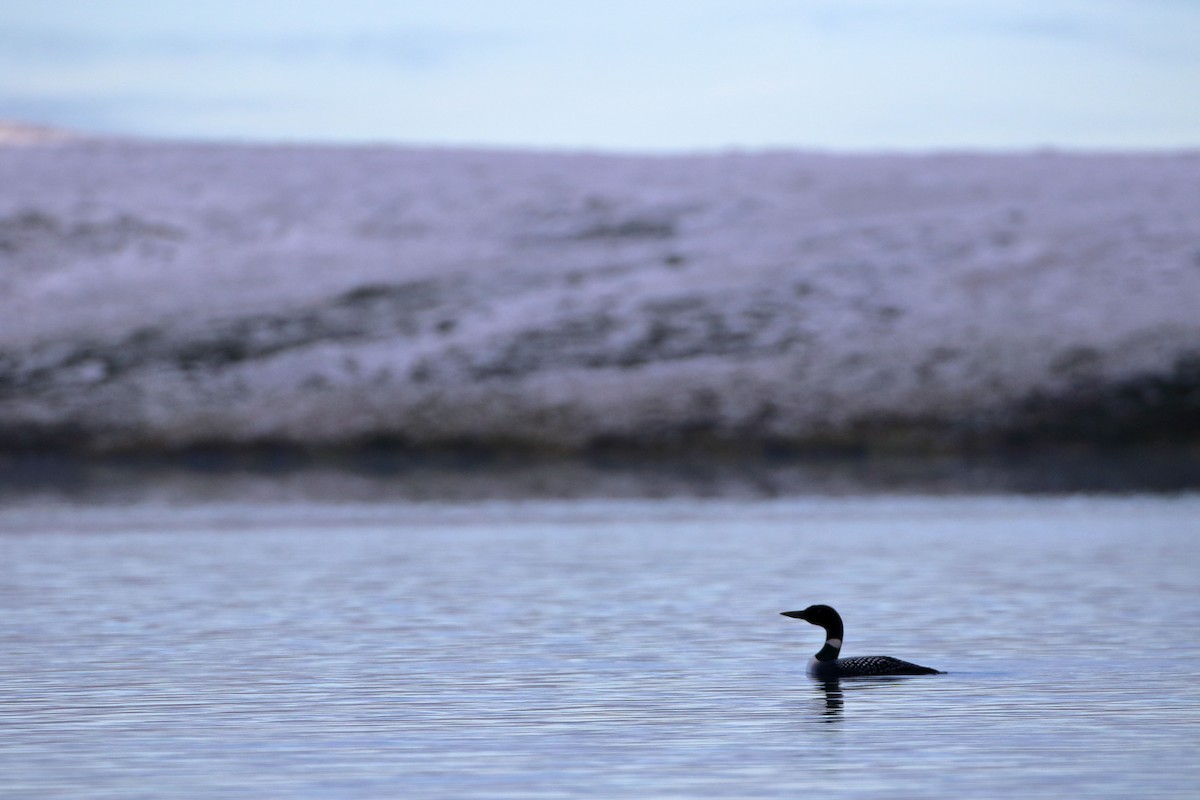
[
  {"xmin": 781, "ymin": 604, "xmax": 943, "ymax": 678},
  {"xmin": 811, "ymin": 655, "xmax": 942, "ymax": 679}
]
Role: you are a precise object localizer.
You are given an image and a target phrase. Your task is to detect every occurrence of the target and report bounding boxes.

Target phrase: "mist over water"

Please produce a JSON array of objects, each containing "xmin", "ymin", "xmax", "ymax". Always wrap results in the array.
[{"xmin": 3, "ymin": 493, "xmax": 1197, "ymax": 798}]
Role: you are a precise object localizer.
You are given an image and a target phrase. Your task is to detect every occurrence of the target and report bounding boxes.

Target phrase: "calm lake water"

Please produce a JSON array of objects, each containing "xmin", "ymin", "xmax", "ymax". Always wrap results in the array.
[{"xmin": 2, "ymin": 494, "xmax": 1198, "ymax": 798}]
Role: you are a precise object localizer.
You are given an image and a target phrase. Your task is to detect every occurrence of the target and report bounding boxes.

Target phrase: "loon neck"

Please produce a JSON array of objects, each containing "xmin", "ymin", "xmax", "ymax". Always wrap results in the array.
[
  {"xmin": 814, "ymin": 613, "xmax": 845, "ymax": 662},
  {"xmin": 815, "ymin": 637, "xmax": 843, "ymax": 662}
]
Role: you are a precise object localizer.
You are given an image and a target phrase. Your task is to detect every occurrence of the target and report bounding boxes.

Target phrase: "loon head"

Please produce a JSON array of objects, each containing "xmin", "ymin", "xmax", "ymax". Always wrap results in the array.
[
  {"xmin": 781, "ymin": 604, "xmax": 842, "ymax": 629},
  {"xmin": 781, "ymin": 604, "xmax": 846, "ymax": 648}
]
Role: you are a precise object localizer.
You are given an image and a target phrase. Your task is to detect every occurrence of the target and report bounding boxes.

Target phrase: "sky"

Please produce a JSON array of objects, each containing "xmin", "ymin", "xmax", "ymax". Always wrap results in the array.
[{"xmin": 2, "ymin": 0, "xmax": 1198, "ymax": 151}]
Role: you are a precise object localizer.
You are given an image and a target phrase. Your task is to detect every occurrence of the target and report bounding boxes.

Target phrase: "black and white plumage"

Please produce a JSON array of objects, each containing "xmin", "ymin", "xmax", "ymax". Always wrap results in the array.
[{"xmin": 780, "ymin": 604, "xmax": 942, "ymax": 679}]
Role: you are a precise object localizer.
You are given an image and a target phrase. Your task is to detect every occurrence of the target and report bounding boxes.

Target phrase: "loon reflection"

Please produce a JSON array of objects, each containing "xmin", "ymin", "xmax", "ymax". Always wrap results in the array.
[
  {"xmin": 810, "ymin": 675, "xmax": 941, "ymax": 723},
  {"xmin": 817, "ymin": 680, "xmax": 843, "ymax": 721}
]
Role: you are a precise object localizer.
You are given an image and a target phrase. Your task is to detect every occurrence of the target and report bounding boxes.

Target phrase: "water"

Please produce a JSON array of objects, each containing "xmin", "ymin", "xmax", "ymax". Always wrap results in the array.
[{"xmin": 2, "ymin": 495, "xmax": 1198, "ymax": 798}]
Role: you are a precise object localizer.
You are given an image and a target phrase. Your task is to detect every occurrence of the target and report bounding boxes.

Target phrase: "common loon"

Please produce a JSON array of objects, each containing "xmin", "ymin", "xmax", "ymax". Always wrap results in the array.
[{"xmin": 781, "ymin": 604, "xmax": 943, "ymax": 679}]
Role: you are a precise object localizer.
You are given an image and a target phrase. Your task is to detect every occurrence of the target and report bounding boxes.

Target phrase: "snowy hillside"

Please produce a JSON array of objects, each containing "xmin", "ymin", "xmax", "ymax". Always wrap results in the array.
[{"xmin": 1, "ymin": 136, "xmax": 1198, "ymax": 454}]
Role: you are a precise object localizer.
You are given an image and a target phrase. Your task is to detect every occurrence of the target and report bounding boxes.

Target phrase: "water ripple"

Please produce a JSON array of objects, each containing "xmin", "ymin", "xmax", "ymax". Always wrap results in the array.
[{"xmin": 2, "ymin": 495, "xmax": 1198, "ymax": 798}]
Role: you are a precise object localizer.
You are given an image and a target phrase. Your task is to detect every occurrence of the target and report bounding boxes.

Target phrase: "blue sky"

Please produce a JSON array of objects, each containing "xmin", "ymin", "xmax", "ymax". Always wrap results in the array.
[{"xmin": 2, "ymin": 0, "xmax": 1198, "ymax": 150}]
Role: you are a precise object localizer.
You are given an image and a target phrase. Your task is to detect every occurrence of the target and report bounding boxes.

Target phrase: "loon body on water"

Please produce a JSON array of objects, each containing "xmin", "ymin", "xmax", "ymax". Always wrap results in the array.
[{"xmin": 781, "ymin": 604, "xmax": 943, "ymax": 679}]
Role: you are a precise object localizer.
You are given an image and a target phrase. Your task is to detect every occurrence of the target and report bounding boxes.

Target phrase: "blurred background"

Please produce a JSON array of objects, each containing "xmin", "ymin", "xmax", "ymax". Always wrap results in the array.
[{"xmin": 1, "ymin": 1, "xmax": 1199, "ymax": 499}]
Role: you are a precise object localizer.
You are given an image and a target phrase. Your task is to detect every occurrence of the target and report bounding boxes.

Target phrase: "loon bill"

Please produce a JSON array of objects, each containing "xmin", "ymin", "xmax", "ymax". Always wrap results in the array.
[{"xmin": 780, "ymin": 604, "xmax": 943, "ymax": 679}]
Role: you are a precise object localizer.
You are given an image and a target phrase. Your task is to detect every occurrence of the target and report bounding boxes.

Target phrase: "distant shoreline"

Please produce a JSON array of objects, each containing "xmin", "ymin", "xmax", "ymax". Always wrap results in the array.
[
  {"xmin": 3, "ymin": 445, "xmax": 1199, "ymax": 503},
  {"xmin": 3, "ymin": 138, "xmax": 1198, "ymax": 461}
]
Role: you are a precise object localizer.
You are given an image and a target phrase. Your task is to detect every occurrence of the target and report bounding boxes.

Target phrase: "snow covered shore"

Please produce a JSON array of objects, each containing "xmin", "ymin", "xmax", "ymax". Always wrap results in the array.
[{"xmin": 1, "ymin": 135, "xmax": 1198, "ymax": 454}]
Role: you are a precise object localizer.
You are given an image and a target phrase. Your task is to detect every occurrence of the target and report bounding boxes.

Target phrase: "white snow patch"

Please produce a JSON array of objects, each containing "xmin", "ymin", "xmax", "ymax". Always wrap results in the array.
[{"xmin": 1, "ymin": 140, "xmax": 1198, "ymax": 450}]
